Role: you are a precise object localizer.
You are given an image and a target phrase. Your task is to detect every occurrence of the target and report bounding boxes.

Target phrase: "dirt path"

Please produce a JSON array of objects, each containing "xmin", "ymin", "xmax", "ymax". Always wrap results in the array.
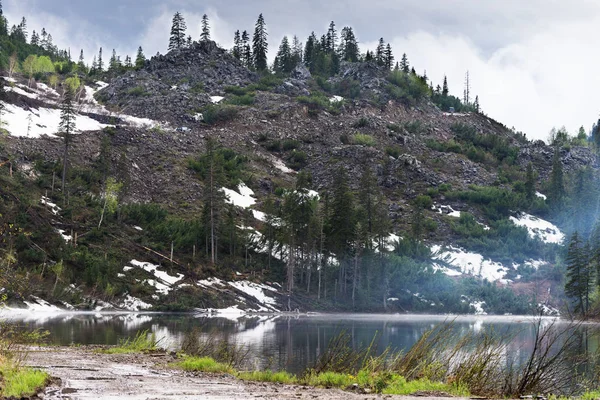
[{"xmin": 24, "ymin": 347, "xmax": 463, "ymax": 400}]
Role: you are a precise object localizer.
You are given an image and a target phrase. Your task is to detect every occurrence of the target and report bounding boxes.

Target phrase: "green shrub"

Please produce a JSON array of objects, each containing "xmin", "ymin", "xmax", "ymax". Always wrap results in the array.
[
  {"xmin": 224, "ymin": 86, "xmax": 251, "ymax": 96},
  {"xmin": 352, "ymin": 117, "xmax": 370, "ymax": 128},
  {"xmin": 387, "ymin": 123, "xmax": 402, "ymax": 132},
  {"xmin": 288, "ymin": 150, "xmax": 308, "ymax": 170},
  {"xmin": 282, "ymin": 139, "xmax": 300, "ymax": 151},
  {"xmin": 202, "ymin": 105, "xmax": 239, "ymax": 125},
  {"xmin": 385, "ymin": 146, "xmax": 402, "ymax": 158},
  {"xmin": 127, "ymin": 86, "xmax": 148, "ymax": 97},
  {"xmin": 190, "ymin": 82, "xmax": 204, "ymax": 93},
  {"xmin": 225, "ymin": 94, "xmax": 255, "ymax": 106},
  {"xmin": 386, "ymin": 71, "xmax": 430, "ymax": 105},
  {"xmin": 414, "ymin": 195, "xmax": 433, "ymax": 209},
  {"xmin": 265, "ymin": 140, "xmax": 282, "ymax": 152},
  {"xmin": 334, "ymin": 78, "xmax": 361, "ymax": 99},
  {"xmin": 351, "ymin": 133, "xmax": 375, "ymax": 146},
  {"xmin": 404, "ymin": 120, "xmax": 424, "ymax": 134}
]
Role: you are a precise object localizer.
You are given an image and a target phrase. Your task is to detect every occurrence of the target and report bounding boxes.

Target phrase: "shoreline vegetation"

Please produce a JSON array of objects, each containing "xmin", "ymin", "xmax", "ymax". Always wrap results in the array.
[
  {"xmin": 4, "ymin": 317, "xmax": 600, "ymax": 398},
  {"xmin": 90, "ymin": 318, "xmax": 598, "ymax": 399}
]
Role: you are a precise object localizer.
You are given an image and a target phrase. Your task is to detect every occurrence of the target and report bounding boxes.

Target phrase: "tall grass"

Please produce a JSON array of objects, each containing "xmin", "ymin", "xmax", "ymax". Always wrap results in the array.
[{"xmin": 101, "ymin": 330, "xmax": 159, "ymax": 354}]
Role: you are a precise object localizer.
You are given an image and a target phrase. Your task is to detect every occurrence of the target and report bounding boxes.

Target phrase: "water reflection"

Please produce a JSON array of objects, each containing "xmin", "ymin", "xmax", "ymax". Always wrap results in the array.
[{"xmin": 3, "ymin": 312, "xmax": 592, "ymax": 374}]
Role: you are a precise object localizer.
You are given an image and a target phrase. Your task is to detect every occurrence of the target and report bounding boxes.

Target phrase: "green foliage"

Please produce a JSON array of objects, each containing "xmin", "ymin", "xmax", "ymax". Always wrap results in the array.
[
  {"xmin": 225, "ymin": 94, "xmax": 255, "ymax": 106},
  {"xmin": 385, "ymin": 146, "xmax": 402, "ymax": 158},
  {"xmin": 287, "ymin": 150, "xmax": 308, "ymax": 170},
  {"xmin": 404, "ymin": 120, "xmax": 424, "ymax": 134},
  {"xmin": 238, "ymin": 370, "xmax": 296, "ymax": 384},
  {"xmin": 201, "ymin": 105, "xmax": 239, "ymax": 125},
  {"xmin": 352, "ymin": 117, "xmax": 369, "ymax": 128},
  {"xmin": 351, "ymin": 133, "xmax": 375, "ymax": 146},
  {"xmin": 177, "ymin": 356, "xmax": 234, "ymax": 374},
  {"xmin": 334, "ymin": 78, "xmax": 361, "ymax": 99},
  {"xmin": 385, "ymin": 70, "xmax": 430, "ymax": 106},
  {"xmin": 0, "ymin": 365, "xmax": 48, "ymax": 398},
  {"xmin": 126, "ymin": 86, "xmax": 149, "ymax": 97},
  {"xmin": 101, "ymin": 330, "xmax": 158, "ymax": 354},
  {"xmin": 282, "ymin": 139, "xmax": 300, "ymax": 151},
  {"xmin": 188, "ymin": 146, "xmax": 246, "ymax": 185}
]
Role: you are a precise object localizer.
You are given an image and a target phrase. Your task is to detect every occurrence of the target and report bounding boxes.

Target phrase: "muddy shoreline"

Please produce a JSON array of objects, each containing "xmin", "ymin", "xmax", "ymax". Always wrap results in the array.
[{"xmin": 24, "ymin": 346, "xmax": 464, "ymax": 400}]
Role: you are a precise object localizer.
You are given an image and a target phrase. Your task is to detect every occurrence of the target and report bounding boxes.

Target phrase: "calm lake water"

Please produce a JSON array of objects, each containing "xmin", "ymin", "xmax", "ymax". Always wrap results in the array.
[{"xmin": 2, "ymin": 312, "xmax": 593, "ymax": 373}]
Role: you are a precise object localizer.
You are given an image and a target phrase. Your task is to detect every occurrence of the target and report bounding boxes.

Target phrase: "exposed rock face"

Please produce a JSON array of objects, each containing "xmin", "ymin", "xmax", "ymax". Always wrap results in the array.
[{"xmin": 97, "ymin": 40, "xmax": 259, "ymax": 123}]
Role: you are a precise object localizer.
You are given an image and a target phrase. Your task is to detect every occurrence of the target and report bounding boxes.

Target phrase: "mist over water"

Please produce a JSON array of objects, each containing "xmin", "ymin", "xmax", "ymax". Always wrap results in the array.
[{"xmin": 5, "ymin": 312, "xmax": 590, "ymax": 374}]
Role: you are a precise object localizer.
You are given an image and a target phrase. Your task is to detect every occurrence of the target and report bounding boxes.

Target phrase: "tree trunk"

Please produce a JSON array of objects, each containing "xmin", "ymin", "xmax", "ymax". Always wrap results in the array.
[{"xmin": 62, "ymin": 141, "xmax": 68, "ymax": 205}]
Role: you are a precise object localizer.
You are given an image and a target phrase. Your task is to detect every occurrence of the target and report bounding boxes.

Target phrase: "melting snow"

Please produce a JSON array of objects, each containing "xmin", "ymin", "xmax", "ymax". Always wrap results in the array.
[
  {"xmin": 41, "ymin": 196, "xmax": 61, "ymax": 215},
  {"xmin": 133, "ymin": 226, "xmax": 143, "ymax": 231},
  {"xmin": 198, "ymin": 277, "xmax": 225, "ymax": 287},
  {"xmin": 470, "ymin": 301, "xmax": 487, "ymax": 315},
  {"xmin": 431, "ymin": 245, "xmax": 508, "ymax": 282},
  {"xmin": 210, "ymin": 96, "xmax": 224, "ymax": 104},
  {"xmin": 222, "ymin": 182, "xmax": 257, "ymax": 208},
  {"xmin": 119, "ymin": 294, "xmax": 152, "ymax": 311},
  {"xmin": 330, "ymin": 95, "xmax": 344, "ymax": 103},
  {"xmin": 128, "ymin": 260, "xmax": 184, "ymax": 295},
  {"xmin": 432, "ymin": 204, "xmax": 461, "ymax": 218},
  {"xmin": 228, "ymin": 281, "xmax": 278, "ymax": 310},
  {"xmin": 273, "ymin": 158, "xmax": 294, "ymax": 174},
  {"xmin": 23, "ymin": 296, "xmax": 63, "ymax": 313},
  {"xmin": 1, "ymin": 103, "xmax": 109, "ymax": 138},
  {"xmin": 56, "ymin": 229, "xmax": 72, "ymax": 243},
  {"xmin": 509, "ymin": 213, "xmax": 564, "ymax": 244},
  {"xmin": 536, "ymin": 192, "xmax": 547, "ymax": 200}
]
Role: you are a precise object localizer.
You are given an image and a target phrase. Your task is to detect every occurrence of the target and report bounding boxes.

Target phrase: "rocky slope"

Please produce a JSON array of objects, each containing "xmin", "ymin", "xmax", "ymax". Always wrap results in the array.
[{"xmin": 1, "ymin": 41, "xmax": 595, "ymax": 315}]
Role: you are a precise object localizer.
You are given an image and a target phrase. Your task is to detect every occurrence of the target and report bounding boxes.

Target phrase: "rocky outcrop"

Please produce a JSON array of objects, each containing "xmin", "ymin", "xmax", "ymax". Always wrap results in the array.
[{"xmin": 97, "ymin": 40, "xmax": 259, "ymax": 123}]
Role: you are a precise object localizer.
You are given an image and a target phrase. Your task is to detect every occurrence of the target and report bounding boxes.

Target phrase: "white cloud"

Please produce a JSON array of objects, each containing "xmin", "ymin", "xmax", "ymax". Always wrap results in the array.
[{"xmin": 364, "ymin": 16, "xmax": 600, "ymax": 141}]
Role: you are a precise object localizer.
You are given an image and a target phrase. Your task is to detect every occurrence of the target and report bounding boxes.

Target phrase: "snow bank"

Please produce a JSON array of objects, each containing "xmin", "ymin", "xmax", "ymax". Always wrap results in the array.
[
  {"xmin": 273, "ymin": 158, "xmax": 294, "ymax": 174},
  {"xmin": 228, "ymin": 281, "xmax": 279, "ymax": 311},
  {"xmin": 128, "ymin": 260, "xmax": 184, "ymax": 295},
  {"xmin": 536, "ymin": 192, "xmax": 547, "ymax": 200},
  {"xmin": 431, "ymin": 245, "xmax": 508, "ymax": 282},
  {"xmin": 432, "ymin": 204, "xmax": 461, "ymax": 218},
  {"xmin": 470, "ymin": 301, "xmax": 487, "ymax": 315},
  {"xmin": 509, "ymin": 213, "xmax": 564, "ymax": 244},
  {"xmin": 330, "ymin": 95, "xmax": 344, "ymax": 103},
  {"xmin": 222, "ymin": 182, "xmax": 257, "ymax": 209},
  {"xmin": 56, "ymin": 229, "xmax": 72, "ymax": 243},
  {"xmin": 1, "ymin": 102, "xmax": 109, "ymax": 138},
  {"xmin": 41, "ymin": 196, "xmax": 61, "ymax": 215},
  {"xmin": 210, "ymin": 96, "xmax": 224, "ymax": 104},
  {"xmin": 119, "ymin": 294, "xmax": 152, "ymax": 311}
]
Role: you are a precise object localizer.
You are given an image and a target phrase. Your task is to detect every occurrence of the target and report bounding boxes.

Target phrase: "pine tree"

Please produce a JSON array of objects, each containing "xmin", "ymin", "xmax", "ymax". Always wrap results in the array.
[
  {"xmin": 241, "ymin": 30, "xmax": 252, "ymax": 68},
  {"xmin": 252, "ymin": 14, "xmax": 268, "ymax": 71},
  {"xmin": 326, "ymin": 21, "xmax": 337, "ymax": 53},
  {"xmin": 365, "ymin": 50, "xmax": 373, "ymax": 62},
  {"xmin": 30, "ymin": 30, "xmax": 39, "ymax": 46},
  {"xmin": 232, "ymin": 30, "xmax": 242, "ymax": 60},
  {"xmin": 442, "ymin": 75, "xmax": 449, "ymax": 97},
  {"xmin": 375, "ymin": 38, "xmax": 385, "ymax": 65},
  {"xmin": 474, "ymin": 95, "xmax": 480, "ymax": 113},
  {"xmin": 108, "ymin": 49, "xmax": 119, "ymax": 72},
  {"xmin": 291, "ymin": 35, "xmax": 303, "ymax": 66},
  {"xmin": 463, "ymin": 71, "xmax": 471, "ymax": 105},
  {"xmin": 384, "ymin": 43, "xmax": 394, "ymax": 69},
  {"xmin": 97, "ymin": 47, "xmax": 104, "ymax": 72},
  {"xmin": 59, "ymin": 88, "xmax": 77, "ymax": 205},
  {"xmin": 124, "ymin": 55, "xmax": 132, "ymax": 69},
  {"xmin": 168, "ymin": 12, "xmax": 187, "ymax": 51},
  {"xmin": 274, "ymin": 36, "xmax": 293, "ymax": 74},
  {"xmin": 303, "ymin": 32, "xmax": 317, "ymax": 70},
  {"xmin": 77, "ymin": 49, "xmax": 86, "ymax": 72},
  {"xmin": 400, "ymin": 53, "xmax": 409, "ymax": 73},
  {"xmin": 339, "ymin": 27, "xmax": 359, "ymax": 62},
  {"xmin": 565, "ymin": 232, "xmax": 593, "ymax": 315},
  {"xmin": 200, "ymin": 14, "xmax": 210, "ymax": 41},
  {"xmin": 135, "ymin": 46, "xmax": 146, "ymax": 69}
]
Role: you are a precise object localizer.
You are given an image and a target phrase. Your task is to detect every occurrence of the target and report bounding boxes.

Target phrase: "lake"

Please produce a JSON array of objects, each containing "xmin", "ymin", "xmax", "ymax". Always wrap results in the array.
[{"xmin": 2, "ymin": 312, "xmax": 590, "ymax": 373}]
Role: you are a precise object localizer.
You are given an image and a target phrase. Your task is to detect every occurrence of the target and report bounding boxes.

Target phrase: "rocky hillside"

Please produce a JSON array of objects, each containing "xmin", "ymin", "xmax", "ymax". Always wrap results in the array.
[{"xmin": 1, "ymin": 41, "xmax": 596, "ymax": 315}]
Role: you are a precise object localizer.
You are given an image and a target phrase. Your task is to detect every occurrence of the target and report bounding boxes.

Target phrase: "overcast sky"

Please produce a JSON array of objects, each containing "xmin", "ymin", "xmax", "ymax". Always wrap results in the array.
[{"xmin": 4, "ymin": 0, "xmax": 599, "ymax": 141}]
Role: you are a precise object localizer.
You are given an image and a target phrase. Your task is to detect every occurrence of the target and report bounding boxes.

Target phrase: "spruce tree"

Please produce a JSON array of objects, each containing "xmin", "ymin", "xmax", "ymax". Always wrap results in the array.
[
  {"xmin": 77, "ymin": 50, "xmax": 86, "ymax": 72},
  {"xmin": 340, "ymin": 27, "xmax": 359, "ymax": 62},
  {"xmin": 442, "ymin": 75, "xmax": 449, "ymax": 96},
  {"xmin": 0, "ymin": 77, "xmax": 5, "ymax": 127},
  {"xmin": 474, "ymin": 95, "xmax": 480, "ymax": 113},
  {"xmin": 252, "ymin": 14, "xmax": 268, "ymax": 71},
  {"xmin": 168, "ymin": 11, "xmax": 187, "ymax": 51},
  {"xmin": 375, "ymin": 38, "xmax": 385, "ymax": 65},
  {"xmin": 291, "ymin": 35, "xmax": 303, "ymax": 66},
  {"xmin": 135, "ymin": 46, "xmax": 146, "ymax": 69},
  {"xmin": 565, "ymin": 232, "xmax": 592, "ymax": 315},
  {"xmin": 108, "ymin": 49, "xmax": 119, "ymax": 72},
  {"xmin": 400, "ymin": 53, "xmax": 409, "ymax": 73},
  {"xmin": 303, "ymin": 32, "xmax": 317, "ymax": 69},
  {"xmin": 200, "ymin": 14, "xmax": 210, "ymax": 41},
  {"xmin": 384, "ymin": 43, "xmax": 394, "ymax": 69},
  {"xmin": 241, "ymin": 30, "xmax": 252, "ymax": 68},
  {"xmin": 232, "ymin": 30, "xmax": 242, "ymax": 60},
  {"xmin": 59, "ymin": 88, "xmax": 77, "ymax": 205},
  {"xmin": 30, "ymin": 30, "xmax": 39, "ymax": 46},
  {"xmin": 326, "ymin": 21, "xmax": 337, "ymax": 53},
  {"xmin": 97, "ymin": 47, "xmax": 104, "ymax": 72},
  {"xmin": 549, "ymin": 147, "xmax": 565, "ymax": 211},
  {"xmin": 274, "ymin": 36, "xmax": 293, "ymax": 74}
]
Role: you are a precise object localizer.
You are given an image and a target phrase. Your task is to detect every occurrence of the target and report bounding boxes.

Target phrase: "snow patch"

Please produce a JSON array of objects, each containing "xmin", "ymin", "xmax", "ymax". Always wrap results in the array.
[
  {"xmin": 273, "ymin": 158, "xmax": 294, "ymax": 174},
  {"xmin": 536, "ymin": 192, "xmax": 547, "ymax": 200},
  {"xmin": 210, "ymin": 96, "xmax": 224, "ymax": 104},
  {"xmin": 56, "ymin": 229, "xmax": 72, "ymax": 243},
  {"xmin": 222, "ymin": 182, "xmax": 257, "ymax": 209},
  {"xmin": 470, "ymin": 301, "xmax": 487, "ymax": 315},
  {"xmin": 432, "ymin": 204, "xmax": 461, "ymax": 218},
  {"xmin": 228, "ymin": 281, "xmax": 279, "ymax": 311},
  {"xmin": 330, "ymin": 95, "xmax": 344, "ymax": 103},
  {"xmin": 133, "ymin": 226, "xmax": 143, "ymax": 231},
  {"xmin": 509, "ymin": 213, "xmax": 564, "ymax": 244},
  {"xmin": 1, "ymin": 103, "xmax": 109, "ymax": 138},
  {"xmin": 41, "ymin": 196, "xmax": 61, "ymax": 215},
  {"xmin": 129, "ymin": 260, "xmax": 184, "ymax": 295},
  {"xmin": 119, "ymin": 294, "xmax": 152, "ymax": 311},
  {"xmin": 431, "ymin": 245, "xmax": 508, "ymax": 282}
]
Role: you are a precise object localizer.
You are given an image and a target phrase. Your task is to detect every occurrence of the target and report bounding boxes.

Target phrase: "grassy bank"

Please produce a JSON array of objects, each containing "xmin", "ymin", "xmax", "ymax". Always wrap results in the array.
[
  {"xmin": 98, "ymin": 330, "xmax": 158, "ymax": 354},
  {"xmin": 0, "ymin": 361, "xmax": 49, "ymax": 398}
]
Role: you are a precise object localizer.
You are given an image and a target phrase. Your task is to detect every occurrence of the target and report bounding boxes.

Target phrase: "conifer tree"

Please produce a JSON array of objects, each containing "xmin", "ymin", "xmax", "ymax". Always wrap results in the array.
[
  {"xmin": 291, "ymin": 35, "xmax": 303, "ymax": 66},
  {"xmin": 59, "ymin": 88, "xmax": 77, "ymax": 205},
  {"xmin": 168, "ymin": 11, "xmax": 187, "ymax": 51},
  {"xmin": 0, "ymin": 77, "xmax": 5, "ymax": 127},
  {"xmin": 303, "ymin": 32, "xmax": 317, "ymax": 69},
  {"xmin": 375, "ymin": 38, "xmax": 385, "ymax": 65},
  {"xmin": 124, "ymin": 55, "xmax": 132, "ymax": 69},
  {"xmin": 400, "ymin": 53, "xmax": 409, "ymax": 73},
  {"xmin": 97, "ymin": 47, "xmax": 104, "ymax": 72},
  {"xmin": 565, "ymin": 232, "xmax": 593, "ymax": 315},
  {"xmin": 384, "ymin": 43, "xmax": 394, "ymax": 69},
  {"xmin": 252, "ymin": 14, "xmax": 268, "ymax": 71},
  {"xmin": 474, "ymin": 95, "xmax": 480, "ymax": 113},
  {"xmin": 200, "ymin": 14, "xmax": 210, "ymax": 41},
  {"xmin": 241, "ymin": 30, "xmax": 252, "ymax": 68},
  {"xmin": 463, "ymin": 71, "xmax": 471, "ymax": 105},
  {"xmin": 30, "ymin": 30, "xmax": 39, "ymax": 46},
  {"xmin": 232, "ymin": 30, "xmax": 242, "ymax": 60},
  {"xmin": 442, "ymin": 75, "xmax": 449, "ymax": 97},
  {"xmin": 364, "ymin": 50, "xmax": 373, "ymax": 62},
  {"xmin": 77, "ymin": 50, "xmax": 86, "ymax": 72},
  {"xmin": 339, "ymin": 27, "xmax": 359, "ymax": 62},
  {"xmin": 135, "ymin": 46, "xmax": 146, "ymax": 69},
  {"xmin": 108, "ymin": 49, "xmax": 119, "ymax": 72},
  {"xmin": 326, "ymin": 21, "xmax": 337, "ymax": 53},
  {"xmin": 274, "ymin": 36, "xmax": 293, "ymax": 74}
]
